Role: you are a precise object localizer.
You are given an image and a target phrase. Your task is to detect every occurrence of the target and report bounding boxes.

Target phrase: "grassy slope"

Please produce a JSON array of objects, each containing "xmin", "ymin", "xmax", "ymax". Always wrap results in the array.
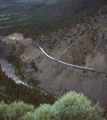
[{"xmin": 0, "ymin": 0, "xmax": 107, "ymax": 37}]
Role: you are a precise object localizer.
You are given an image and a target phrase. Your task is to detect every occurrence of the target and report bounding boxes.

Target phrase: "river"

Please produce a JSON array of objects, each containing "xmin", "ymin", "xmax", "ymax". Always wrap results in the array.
[
  {"xmin": 0, "ymin": 58, "xmax": 50, "ymax": 94},
  {"xmin": 0, "ymin": 58, "xmax": 28, "ymax": 86}
]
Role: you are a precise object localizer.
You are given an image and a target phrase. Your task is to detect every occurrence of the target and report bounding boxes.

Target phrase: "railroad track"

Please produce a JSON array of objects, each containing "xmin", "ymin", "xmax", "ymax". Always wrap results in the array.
[{"xmin": 26, "ymin": 42, "xmax": 107, "ymax": 74}]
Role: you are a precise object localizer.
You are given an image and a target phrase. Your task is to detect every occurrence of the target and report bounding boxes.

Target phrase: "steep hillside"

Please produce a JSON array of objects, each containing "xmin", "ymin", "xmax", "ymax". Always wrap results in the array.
[
  {"xmin": 1, "ymin": 5, "xmax": 107, "ymax": 108},
  {"xmin": 32, "ymin": 6, "xmax": 107, "ymax": 108}
]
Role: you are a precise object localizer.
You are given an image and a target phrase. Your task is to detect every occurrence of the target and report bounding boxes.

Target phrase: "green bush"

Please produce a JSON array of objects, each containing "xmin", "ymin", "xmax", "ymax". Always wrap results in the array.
[
  {"xmin": 52, "ymin": 91, "xmax": 105, "ymax": 120},
  {"xmin": 0, "ymin": 101, "xmax": 35, "ymax": 120},
  {"xmin": 0, "ymin": 91, "xmax": 106, "ymax": 120},
  {"xmin": 23, "ymin": 91, "xmax": 105, "ymax": 120},
  {"xmin": 31, "ymin": 60, "xmax": 38, "ymax": 71},
  {"xmin": 22, "ymin": 104, "xmax": 52, "ymax": 120},
  {"xmin": 0, "ymin": 101, "xmax": 8, "ymax": 120},
  {"xmin": 28, "ymin": 78, "xmax": 40, "ymax": 85},
  {"xmin": 33, "ymin": 78, "xmax": 40, "ymax": 85}
]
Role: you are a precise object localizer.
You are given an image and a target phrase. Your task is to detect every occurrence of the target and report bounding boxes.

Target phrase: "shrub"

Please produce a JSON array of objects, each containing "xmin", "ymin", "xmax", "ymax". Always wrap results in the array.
[
  {"xmin": 23, "ymin": 104, "xmax": 53, "ymax": 120},
  {"xmin": 0, "ymin": 101, "xmax": 8, "ymax": 120},
  {"xmin": 31, "ymin": 60, "xmax": 38, "ymax": 71},
  {"xmin": 22, "ymin": 91, "xmax": 106, "ymax": 120},
  {"xmin": 0, "ymin": 101, "xmax": 35, "ymax": 120},
  {"xmin": 52, "ymin": 91, "xmax": 105, "ymax": 120},
  {"xmin": 34, "ymin": 78, "xmax": 40, "ymax": 85},
  {"xmin": 28, "ymin": 78, "xmax": 40, "ymax": 85}
]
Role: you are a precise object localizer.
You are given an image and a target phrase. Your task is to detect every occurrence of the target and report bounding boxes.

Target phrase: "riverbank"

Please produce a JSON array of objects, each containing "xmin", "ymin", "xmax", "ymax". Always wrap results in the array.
[
  {"xmin": 0, "ymin": 64, "xmax": 57, "ymax": 106},
  {"xmin": 0, "ymin": 57, "xmax": 52, "ymax": 95},
  {"xmin": 0, "ymin": 58, "xmax": 28, "ymax": 85}
]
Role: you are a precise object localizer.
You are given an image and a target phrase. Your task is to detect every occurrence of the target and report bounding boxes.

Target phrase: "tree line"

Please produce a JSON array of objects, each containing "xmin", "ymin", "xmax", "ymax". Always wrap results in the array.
[{"xmin": 0, "ymin": 64, "xmax": 57, "ymax": 107}]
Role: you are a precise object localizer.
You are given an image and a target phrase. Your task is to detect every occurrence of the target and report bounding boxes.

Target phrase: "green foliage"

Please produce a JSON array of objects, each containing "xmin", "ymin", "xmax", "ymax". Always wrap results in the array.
[
  {"xmin": 33, "ymin": 104, "xmax": 52, "ymax": 120},
  {"xmin": 0, "ymin": 0, "xmax": 107, "ymax": 38},
  {"xmin": 52, "ymin": 92, "xmax": 105, "ymax": 120},
  {"xmin": 0, "ymin": 65, "xmax": 57, "ymax": 107},
  {"xmin": 6, "ymin": 55, "xmax": 25, "ymax": 79},
  {"xmin": 0, "ymin": 101, "xmax": 8, "ymax": 120},
  {"xmin": 22, "ymin": 104, "xmax": 52, "ymax": 120},
  {"xmin": 35, "ymin": 78, "xmax": 39, "ymax": 84},
  {"xmin": 0, "ymin": 92, "xmax": 8, "ymax": 102},
  {"xmin": 0, "ymin": 101, "xmax": 34, "ymax": 120},
  {"xmin": 14, "ymin": 66, "xmax": 19, "ymax": 76},
  {"xmin": 31, "ymin": 60, "xmax": 38, "ymax": 71},
  {"xmin": 0, "ymin": 91, "xmax": 106, "ymax": 120},
  {"xmin": 28, "ymin": 78, "xmax": 40, "ymax": 85},
  {"xmin": 22, "ymin": 91, "xmax": 106, "ymax": 120}
]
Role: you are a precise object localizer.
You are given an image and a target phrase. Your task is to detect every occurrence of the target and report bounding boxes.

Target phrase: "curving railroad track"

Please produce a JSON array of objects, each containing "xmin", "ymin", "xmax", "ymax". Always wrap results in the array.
[{"xmin": 26, "ymin": 42, "xmax": 107, "ymax": 74}]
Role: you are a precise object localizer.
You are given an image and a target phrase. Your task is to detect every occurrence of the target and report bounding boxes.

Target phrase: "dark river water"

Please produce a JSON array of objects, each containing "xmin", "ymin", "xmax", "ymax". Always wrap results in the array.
[{"xmin": 0, "ymin": 58, "xmax": 28, "ymax": 86}]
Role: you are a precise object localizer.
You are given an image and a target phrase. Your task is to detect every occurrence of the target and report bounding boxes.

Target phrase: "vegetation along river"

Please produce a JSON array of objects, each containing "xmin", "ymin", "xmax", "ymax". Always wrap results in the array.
[
  {"xmin": 0, "ymin": 58, "xmax": 28, "ymax": 86},
  {"xmin": 0, "ymin": 58, "xmax": 49, "ymax": 94}
]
